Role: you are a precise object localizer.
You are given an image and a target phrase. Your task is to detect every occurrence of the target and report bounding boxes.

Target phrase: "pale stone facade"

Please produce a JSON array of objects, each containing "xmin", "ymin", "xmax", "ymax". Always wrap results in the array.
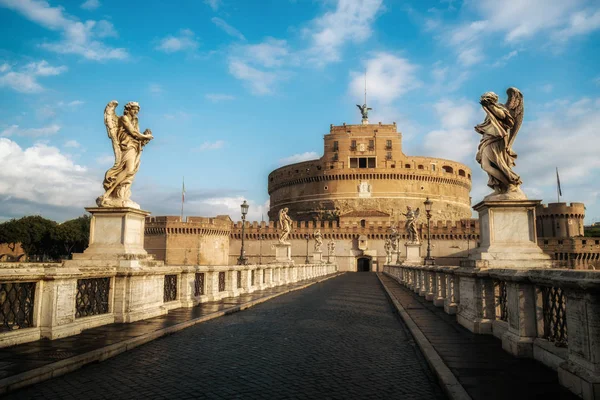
[{"xmin": 267, "ymin": 123, "xmax": 472, "ymax": 223}]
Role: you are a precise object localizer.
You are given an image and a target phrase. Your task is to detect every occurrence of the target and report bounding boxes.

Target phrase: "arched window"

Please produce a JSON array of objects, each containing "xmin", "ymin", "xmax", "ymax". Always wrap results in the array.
[
  {"xmin": 458, "ymin": 169, "xmax": 466, "ymax": 177},
  {"xmin": 405, "ymin": 163, "xmax": 411, "ymax": 169},
  {"xmin": 360, "ymin": 219, "xmax": 366, "ymax": 228},
  {"xmin": 418, "ymin": 165, "xmax": 424, "ymax": 170},
  {"xmin": 442, "ymin": 166, "xmax": 453, "ymax": 173}
]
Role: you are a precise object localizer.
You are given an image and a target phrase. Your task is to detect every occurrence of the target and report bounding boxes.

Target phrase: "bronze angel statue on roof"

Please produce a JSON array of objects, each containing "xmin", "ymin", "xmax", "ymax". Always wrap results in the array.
[
  {"xmin": 357, "ymin": 103, "xmax": 372, "ymax": 120},
  {"xmin": 96, "ymin": 101, "xmax": 154, "ymax": 208},
  {"xmin": 475, "ymin": 87, "xmax": 525, "ymax": 200}
]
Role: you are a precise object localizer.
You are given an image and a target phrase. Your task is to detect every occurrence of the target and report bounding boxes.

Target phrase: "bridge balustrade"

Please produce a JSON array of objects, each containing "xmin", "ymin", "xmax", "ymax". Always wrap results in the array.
[
  {"xmin": 383, "ymin": 263, "xmax": 600, "ymax": 400},
  {"xmin": 0, "ymin": 262, "xmax": 338, "ymax": 349}
]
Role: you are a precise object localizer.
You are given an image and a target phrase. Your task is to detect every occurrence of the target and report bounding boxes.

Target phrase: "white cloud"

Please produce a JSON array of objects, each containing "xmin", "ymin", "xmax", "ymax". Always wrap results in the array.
[
  {"xmin": 204, "ymin": 0, "xmax": 222, "ymax": 11},
  {"xmin": 228, "ymin": 59, "xmax": 283, "ymax": 95},
  {"xmin": 279, "ymin": 151, "xmax": 319, "ymax": 166},
  {"xmin": 80, "ymin": 0, "xmax": 100, "ymax": 10},
  {"xmin": 205, "ymin": 93, "xmax": 235, "ymax": 102},
  {"xmin": 554, "ymin": 9, "xmax": 600, "ymax": 42},
  {"xmin": 197, "ymin": 140, "xmax": 225, "ymax": 151},
  {"xmin": 241, "ymin": 38, "xmax": 288, "ymax": 68},
  {"xmin": 422, "ymin": 99, "xmax": 479, "ymax": 162},
  {"xmin": 211, "ymin": 17, "xmax": 245, "ymax": 41},
  {"xmin": 1, "ymin": 124, "xmax": 60, "ymax": 137},
  {"xmin": 64, "ymin": 140, "xmax": 80, "ymax": 148},
  {"xmin": 0, "ymin": 60, "xmax": 67, "ymax": 93},
  {"xmin": 349, "ymin": 52, "xmax": 420, "ymax": 105},
  {"xmin": 303, "ymin": 0, "xmax": 384, "ymax": 66},
  {"xmin": 148, "ymin": 83, "xmax": 163, "ymax": 94},
  {"xmin": 96, "ymin": 154, "xmax": 114, "ymax": 165},
  {"xmin": 0, "ymin": 138, "xmax": 97, "ymax": 208},
  {"xmin": 0, "ymin": 0, "xmax": 128, "ymax": 61},
  {"xmin": 156, "ymin": 29, "xmax": 199, "ymax": 53}
]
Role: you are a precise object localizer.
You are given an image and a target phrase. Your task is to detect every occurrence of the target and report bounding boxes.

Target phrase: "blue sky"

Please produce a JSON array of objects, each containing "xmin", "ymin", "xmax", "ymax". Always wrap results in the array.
[{"xmin": 0, "ymin": 0, "xmax": 599, "ymax": 224}]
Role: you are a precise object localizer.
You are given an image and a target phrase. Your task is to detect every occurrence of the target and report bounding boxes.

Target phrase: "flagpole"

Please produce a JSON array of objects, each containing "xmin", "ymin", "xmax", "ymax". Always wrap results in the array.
[{"xmin": 181, "ymin": 176, "xmax": 185, "ymax": 222}]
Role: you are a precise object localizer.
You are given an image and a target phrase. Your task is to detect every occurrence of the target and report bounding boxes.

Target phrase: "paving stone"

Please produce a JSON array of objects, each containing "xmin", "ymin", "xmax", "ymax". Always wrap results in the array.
[{"xmin": 5, "ymin": 274, "xmax": 444, "ymax": 399}]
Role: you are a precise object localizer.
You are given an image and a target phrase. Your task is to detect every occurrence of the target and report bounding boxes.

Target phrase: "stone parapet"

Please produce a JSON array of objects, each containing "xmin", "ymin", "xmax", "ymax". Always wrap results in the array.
[
  {"xmin": 0, "ymin": 261, "xmax": 338, "ymax": 348},
  {"xmin": 383, "ymin": 263, "xmax": 600, "ymax": 400}
]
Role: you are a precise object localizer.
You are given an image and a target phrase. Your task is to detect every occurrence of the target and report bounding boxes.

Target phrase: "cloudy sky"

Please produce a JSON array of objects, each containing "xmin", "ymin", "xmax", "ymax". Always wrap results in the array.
[{"xmin": 0, "ymin": 0, "xmax": 599, "ymax": 224}]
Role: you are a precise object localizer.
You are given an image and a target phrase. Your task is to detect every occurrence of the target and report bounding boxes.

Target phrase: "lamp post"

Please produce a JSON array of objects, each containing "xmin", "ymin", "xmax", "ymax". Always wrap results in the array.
[
  {"xmin": 304, "ymin": 234, "xmax": 310, "ymax": 264},
  {"xmin": 237, "ymin": 200, "xmax": 249, "ymax": 265},
  {"xmin": 424, "ymin": 197, "xmax": 435, "ymax": 265}
]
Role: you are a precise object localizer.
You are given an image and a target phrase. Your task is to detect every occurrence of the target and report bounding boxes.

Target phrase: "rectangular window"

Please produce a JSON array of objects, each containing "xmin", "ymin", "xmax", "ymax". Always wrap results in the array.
[
  {"xmin": 333, "ymin": 141, "xmax": 338, "ymax": 151},
  {"xmin": 386, "ymin": 140, "xmax": 392, "ymax": 150},
  {"xmin": 368, "ymin": 140, "xmax": 374, "ymax": 150},
  {"xmin": 351, "ymin": 140, "xmax": 357, "ymax": 150},
  {"xmin": 582, "ymin": 240, "xmax": 587, "ymax": 245},
  {"xmin": 386, "ymin": 152, "xmax": 392, "ymax": 160},
  {"xmin": 431, "ymin": 164, "xmax": 436, "ymax": 171},
  {"xmin": 350, "ymin": 157, "xmax": 376, "ymax": 168}
]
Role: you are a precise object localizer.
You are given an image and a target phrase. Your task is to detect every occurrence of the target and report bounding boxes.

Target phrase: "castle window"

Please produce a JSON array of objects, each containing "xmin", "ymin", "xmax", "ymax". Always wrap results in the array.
[
  {"xmin": 350, "ymin": 157, "xmax": 376, "ymax": 169},
  {"xmin": 543, "ymin": 240, "xmax": 549, "ymax": 245},
  {"xmin": 360, "ymin": 219, "xmax": 366, "ymax": 228},
  {"xmin": 596, "ymin": 240, "xmax": 599, "ymax": 245},
  {"xmin": 333, "ymin": 141, "xmax": 339, "ymax": 151},
  {"xmin": 442, "ymin": 166, "xmax": 453, "ymax": 173},
  {"xmin": 458, "ymin": 169, "xmax": 466, "ymax": 177},
  {"xmin": 418, "ymin": 165, "xmax": 424, "ymax": 170},
  {"xmin": 431, "ymin": 164, "xmax": 436, "ymax": 171},
  {"xmin": 332, "ymin": 153, "xmax": 338, "ymax": 161},
  {"xmin": 351, "ymin": 140, "xmax": 357, "ymax": 151},
  {"xmin": 385, "ymin": 140, "xmax": 392, "ymax": 150},
  {"xmin": 405, "ymin": 163, "xmax": 411, "ymax": 169},
  {"xmin": 558, "ymin": 240, "xmax": 563, "ymax": 245},
  {"xmin": 582, "ymin": 240, "xmax": 587, "ymax": 245},
  {"xmin": 386, "ymin": 152, "xmax": 392, "ymax": 160},
  {"xmin": 324, "ymin": 185, "xmax": 328, "ymax": 190},
  {"xmin": 368, "ymin": 140, "xmax": 374, "ymax": 151}
]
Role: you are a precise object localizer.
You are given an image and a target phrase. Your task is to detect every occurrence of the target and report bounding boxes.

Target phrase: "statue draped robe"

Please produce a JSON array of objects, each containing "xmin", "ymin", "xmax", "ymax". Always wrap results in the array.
[{"xmin": 475, "ymin": 105, "xmax": 522, "ymax": 193}]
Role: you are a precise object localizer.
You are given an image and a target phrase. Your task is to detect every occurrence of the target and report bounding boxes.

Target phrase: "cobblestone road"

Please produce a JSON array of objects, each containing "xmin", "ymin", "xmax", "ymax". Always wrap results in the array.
[{"xmin": 7, "ymin": 273, "xmax": 444, "ymax": 399}]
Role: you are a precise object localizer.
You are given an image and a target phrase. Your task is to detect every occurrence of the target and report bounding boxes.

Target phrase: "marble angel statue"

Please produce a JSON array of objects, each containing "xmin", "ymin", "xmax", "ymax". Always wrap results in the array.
[
  {"xmin": 475, "ymin": 88, "xmax": 525, "ymax": 200},
  {"xmin": 278, "ymin": 207, "xmax": 293, "ymax": 245},
  {"xmin": 403, "ymin": 206, "xmax": 420, "ymax": 244},
  {"xmin": 96, "ymin": 101, "xmax": 153, "ymax": 208},
  {"xmin": 313, "ymin": 229, "xmax": 323, "ymax": 252}
]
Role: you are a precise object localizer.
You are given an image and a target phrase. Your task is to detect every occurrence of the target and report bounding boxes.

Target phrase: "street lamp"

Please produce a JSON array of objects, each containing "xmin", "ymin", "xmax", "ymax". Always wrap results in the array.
[
  {"xmin": 424, "ymin": 197, "xmax": 435, "ymax": 265},
  {"xmin": 304, "ymin": 234, "xmax": 310, "ymax": 264},
  {"xmin": 237, "ymin": 200, "xmax": 249, "ymax": 265},
  {"xmin": 395, "ymin": 223, "xmax": 401, "ymax": 265}
]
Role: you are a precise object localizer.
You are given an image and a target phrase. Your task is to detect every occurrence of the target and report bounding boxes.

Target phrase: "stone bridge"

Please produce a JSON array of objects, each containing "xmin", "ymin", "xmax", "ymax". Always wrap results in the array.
[{"xmin": 0, "ymin": 268, "xmax": 595, "ymax": 399}]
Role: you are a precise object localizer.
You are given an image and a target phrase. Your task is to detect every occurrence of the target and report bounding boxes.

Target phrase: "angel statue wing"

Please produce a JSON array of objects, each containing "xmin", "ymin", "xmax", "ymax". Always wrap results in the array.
[
  {"xmin": 356, "ymin": 104, "xmax": 364, "ymax": 113},
  {"xmin": 415, "ymin": 208, "xmax": 421, "ymax": 220},
  {"xmin": 505, "ymin": 87, "xmax": 523, "ymax": 151},
  {"xmin": 104, "ymin": 100, "xmax": 120, "ymax": 166}
]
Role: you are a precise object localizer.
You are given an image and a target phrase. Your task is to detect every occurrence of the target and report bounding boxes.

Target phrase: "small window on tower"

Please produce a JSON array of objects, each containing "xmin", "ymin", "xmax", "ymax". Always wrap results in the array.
[
  {"xmin": 351, "ymin": 140, "xmax": 357, "ymax": 150},
  {"xmin": 333, "ymin": 141, "xmax": 339, "ymax": 151}
]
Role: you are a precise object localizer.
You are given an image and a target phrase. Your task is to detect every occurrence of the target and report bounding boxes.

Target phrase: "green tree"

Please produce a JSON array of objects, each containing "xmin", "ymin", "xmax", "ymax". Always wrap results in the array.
[
  {"xmin": 0, "ymin": 219, "xmax": 25, "ymax": 252},
  {"xmin": 53, "ymin": 215, "xmax": 90, "ymax": 257},
  {"xmin": 17, "ymin": 216, "xmax": 58, "ymax": 260}
]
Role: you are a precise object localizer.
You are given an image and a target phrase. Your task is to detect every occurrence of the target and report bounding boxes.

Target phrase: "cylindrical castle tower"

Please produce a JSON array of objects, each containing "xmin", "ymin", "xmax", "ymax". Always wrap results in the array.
[
  {"xmin": 536, "ymin": 202, "xmax": 586, "ymax": 238},
  {"xmin": 268, "ymin": 122, "xmax": 472, "ymax": 222}
]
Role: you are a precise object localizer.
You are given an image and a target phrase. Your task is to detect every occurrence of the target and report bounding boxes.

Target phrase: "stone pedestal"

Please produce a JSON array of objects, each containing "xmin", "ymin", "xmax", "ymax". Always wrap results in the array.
[
  {"xmin": 273, "ymin": 243, "xmax": 293, "ymax": 264},
  {"xmin": 313, "ymin": 251, "xmax": 323, "ymax": 263},
  {"xmin": 403, "ymin": 243, "xmax": 423, "ymax": 265},
  {"xmin": 464, "ymin": 200, "xmax": 553, "ymax": 269},
  {"xmin": 74, "ymin": 207, "xmax": 149, "ymax": 260}
]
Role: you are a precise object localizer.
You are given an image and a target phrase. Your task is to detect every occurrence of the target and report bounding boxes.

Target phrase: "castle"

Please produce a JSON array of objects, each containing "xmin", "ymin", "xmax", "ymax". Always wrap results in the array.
[{"xmin": 143, "ymin": 120, "xmax": 598, "ymax": 271}]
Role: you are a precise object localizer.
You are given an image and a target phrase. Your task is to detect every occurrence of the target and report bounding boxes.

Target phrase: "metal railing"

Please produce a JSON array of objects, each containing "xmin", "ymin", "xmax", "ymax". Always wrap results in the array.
[
  {"xmin": 75, "ymin": 278, "xmax": 110, "ymax": 318},
  {"xmin": 494, "ymin": 280, "xmax": 508, "ymax": 322},
  {"xmin": 164, "ymin": 275, "xmax": 177, "ymax": 302},
  {"xmin": 194, "ymin": 273, "xmax": 205, "ymax": 296},
  {"xmin": 0, "ymin": 282, "xmax": 36, "ymax": 331},
  {"xmin": 218, "ymin": 272, "xmax": 226, "ymax": 292},
  {"xmin": 540, "ymin": 286, "xmax": 567, "ymax": 347}
]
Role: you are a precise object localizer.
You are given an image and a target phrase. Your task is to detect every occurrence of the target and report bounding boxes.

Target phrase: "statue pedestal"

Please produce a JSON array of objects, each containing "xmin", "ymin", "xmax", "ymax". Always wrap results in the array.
[
  {"xmin": 313, "ymin": 251, "xmax": 323, "ymax": 263},
  {"xmin": 403, "ymin": 243, "xmax": 423, "ymax": 265},
  {"xmin": 73, "ymin": 207, "xmax": 149, "ymax": 260},
  {"xmin": 273, "ymin": 243, "xmax": 293, "ymax": 264},
  {"xmin": 462, "ymin": 200, "xmax": 553, "ymax": 269}
]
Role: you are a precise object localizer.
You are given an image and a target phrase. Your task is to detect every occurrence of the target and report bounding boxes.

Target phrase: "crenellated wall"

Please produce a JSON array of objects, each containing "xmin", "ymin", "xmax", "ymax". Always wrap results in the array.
[
  {"xmin": 536, "ymin": 202, "xmax": 586, "ymax": 238},
  {"xmin": 267, "ymin": 123, "xmax": 472, "ymax": 222}
]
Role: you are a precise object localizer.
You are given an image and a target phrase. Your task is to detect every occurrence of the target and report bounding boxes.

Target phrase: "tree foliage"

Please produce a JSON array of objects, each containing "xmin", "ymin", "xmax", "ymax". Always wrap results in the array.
[{"xmin": 0, "ymin": 215, "xmax": 90, "ymax": 261}]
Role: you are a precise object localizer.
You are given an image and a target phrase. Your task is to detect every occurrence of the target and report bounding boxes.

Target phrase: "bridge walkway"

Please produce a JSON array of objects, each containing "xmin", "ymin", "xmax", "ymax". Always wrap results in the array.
[
  {"xmin": 379, "ymin": 273, "xmax": 577, "ymax": 400},
  {"xmin": 3, "ymin": 273, "xmax": 444, "ymax": 399}
]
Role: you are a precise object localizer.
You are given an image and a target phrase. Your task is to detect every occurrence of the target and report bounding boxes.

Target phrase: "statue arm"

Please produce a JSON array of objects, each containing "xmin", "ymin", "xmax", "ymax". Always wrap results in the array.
[{"xmin": 122, "ymin": 116, "xmax": 152, "ymax": 141}]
